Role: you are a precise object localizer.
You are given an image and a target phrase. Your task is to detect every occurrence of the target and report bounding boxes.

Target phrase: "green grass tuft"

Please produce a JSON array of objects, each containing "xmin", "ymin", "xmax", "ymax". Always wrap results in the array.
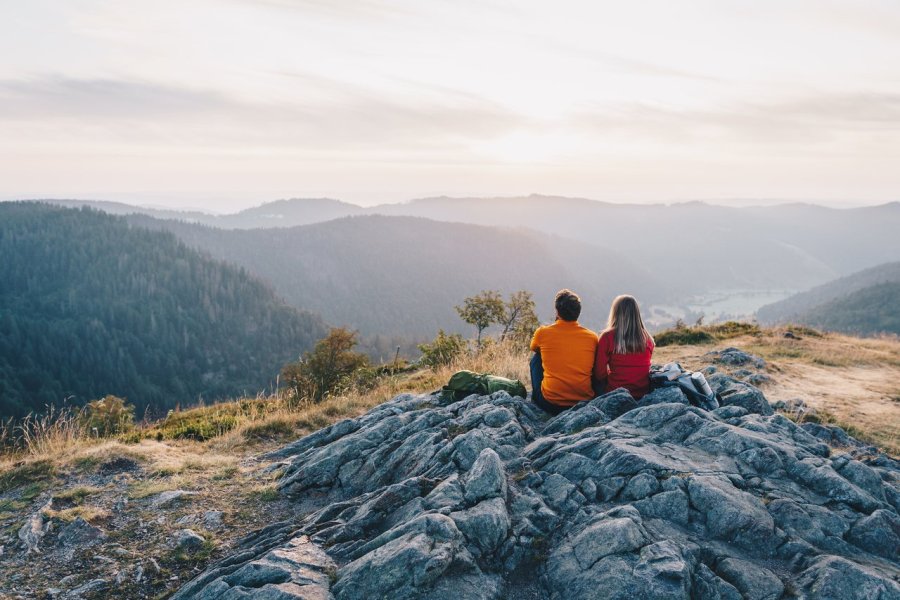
[
  {"xmin": 655, "ymin": 320, "xmax": 760, "ymax": 347},
  {"xmin": 0, "ymin": 460, "xmax": 56, "ymax": 493}
]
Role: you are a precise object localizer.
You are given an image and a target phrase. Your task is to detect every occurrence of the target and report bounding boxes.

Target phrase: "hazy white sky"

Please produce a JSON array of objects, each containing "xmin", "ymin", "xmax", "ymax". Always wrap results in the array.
[{"xmin": 1, "ymin": 0, "xmax": 899, "ymax": 210}]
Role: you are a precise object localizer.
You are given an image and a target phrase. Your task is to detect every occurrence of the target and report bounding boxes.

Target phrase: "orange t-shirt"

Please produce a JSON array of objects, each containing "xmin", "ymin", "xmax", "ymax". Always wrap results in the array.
[{"xmin": 530, "ymin": 320, "xmax": 599, "ymax": 407}]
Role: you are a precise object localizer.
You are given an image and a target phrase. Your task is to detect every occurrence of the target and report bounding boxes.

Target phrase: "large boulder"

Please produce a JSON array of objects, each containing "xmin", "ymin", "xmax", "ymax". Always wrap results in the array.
[{"xmin": 173, "ymin": 381, "xmax": 900, "ymax": 600}]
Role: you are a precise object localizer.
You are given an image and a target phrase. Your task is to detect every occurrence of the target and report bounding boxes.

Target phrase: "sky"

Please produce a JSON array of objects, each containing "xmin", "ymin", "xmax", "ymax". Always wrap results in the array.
[{"xmin": 1, "ymin": 0, "xmax": 899, "ymax": 211}]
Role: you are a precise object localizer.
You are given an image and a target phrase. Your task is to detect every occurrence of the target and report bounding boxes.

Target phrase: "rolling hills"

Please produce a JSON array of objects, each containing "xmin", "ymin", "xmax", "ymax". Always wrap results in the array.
[{"xmin": 127, "ymin": 214, "xmax": 671, "ymax": 337}]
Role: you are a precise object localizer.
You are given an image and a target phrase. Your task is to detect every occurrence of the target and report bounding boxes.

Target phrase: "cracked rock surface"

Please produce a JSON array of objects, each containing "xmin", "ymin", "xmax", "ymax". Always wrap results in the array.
[{"xmin": 173, "ymin": 377, "xmax": 900, "ymax": 600}]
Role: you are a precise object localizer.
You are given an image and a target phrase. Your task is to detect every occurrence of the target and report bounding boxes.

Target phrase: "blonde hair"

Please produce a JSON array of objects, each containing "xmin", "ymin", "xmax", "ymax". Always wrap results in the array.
[{"xmin": 604, "ymin": 294, "xmax": 653, "ymax": 354}]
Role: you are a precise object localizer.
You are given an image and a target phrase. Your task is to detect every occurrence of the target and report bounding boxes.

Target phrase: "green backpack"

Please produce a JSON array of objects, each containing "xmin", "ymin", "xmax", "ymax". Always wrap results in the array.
[{"xmin": 438, "ymin": 370, "xmax": 527, "ymax": 403}]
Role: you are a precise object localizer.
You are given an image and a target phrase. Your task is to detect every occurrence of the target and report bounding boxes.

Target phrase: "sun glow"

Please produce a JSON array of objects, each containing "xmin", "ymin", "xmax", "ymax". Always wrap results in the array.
[{"xmin": 475, "ymin": 131, "xmax": 579, "ymax": 164}]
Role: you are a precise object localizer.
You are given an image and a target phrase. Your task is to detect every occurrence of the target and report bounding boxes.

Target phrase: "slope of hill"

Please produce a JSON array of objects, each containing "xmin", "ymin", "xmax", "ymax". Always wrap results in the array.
[
  {"xmin": 0, "ymin": 203, "xmax": 326, "ymax": 417},
  {"xmin": 127, "ymin": 214, "xmax": 672, "ymax": 337},
  {"xmin": 793, "ymin": 281, "xmax": 900, "ymax": 335},
  {"xmin": 1, "ymin": 328, "xmax": 897, "ymax": 599},
  {"xmin": 757, "ymin": 261, "xmax": 900, "ymax": 329}
]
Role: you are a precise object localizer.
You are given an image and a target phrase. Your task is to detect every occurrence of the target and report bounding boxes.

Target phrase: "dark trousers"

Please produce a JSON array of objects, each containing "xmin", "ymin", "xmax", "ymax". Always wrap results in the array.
[
  {"xmin": 530, "ymin": 352, "xmax": 566, "ymax": 415},
  {"xmin": 530, "ymin": 352, "xmax": 606, "ymax": 416}
]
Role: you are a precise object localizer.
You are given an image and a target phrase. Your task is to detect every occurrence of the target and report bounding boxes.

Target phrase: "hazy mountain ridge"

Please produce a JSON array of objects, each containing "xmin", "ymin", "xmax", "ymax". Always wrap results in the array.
[
  {"xmin": 41, "ymin": 196, "xmax": 900, "ymax": 294},
  {"xmin": 377, "ymin": 195, "xmax": 899, "ymax": 290},
  {"xmin": 0, "ymin": 203, "xmax": 327, "ymax": 417},
  {"xmin": 757, "ymin": 261, "xmax": 900, "ymax": 334},
  {"xmin": 127, "ymin": 214, "xmax": 671, "ymax": 337}
]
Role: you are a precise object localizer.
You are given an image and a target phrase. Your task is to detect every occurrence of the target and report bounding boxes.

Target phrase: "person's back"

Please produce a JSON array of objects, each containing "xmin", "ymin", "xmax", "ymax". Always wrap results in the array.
[
  {"xmin": 594, "ymin": 294, "xmax": 654, "ymax": 399},
  {"xmin": 529, "ymin": 289, "xmax": 598, "ymax": 413}
]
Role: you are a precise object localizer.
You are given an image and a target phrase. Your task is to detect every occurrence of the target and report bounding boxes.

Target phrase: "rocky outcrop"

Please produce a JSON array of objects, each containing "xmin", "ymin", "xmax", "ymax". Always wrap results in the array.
[{"xmin": 173, "ymin": 379, "xmax": 900, "ymax": 600}]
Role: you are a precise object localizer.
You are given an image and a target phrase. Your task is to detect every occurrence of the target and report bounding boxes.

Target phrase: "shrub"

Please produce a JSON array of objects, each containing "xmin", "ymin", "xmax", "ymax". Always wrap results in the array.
[
  {"xmin": 655, "ymin": 327, "xmax": 715, "ymax": 347},
  {"xmin": 418, "ymin": 330, "xmax": 468, "ymax": 369},
  {"xmin": 280, "ymin": 327, "xmax": 369, "ymax": 403},
  {"xmin": 82, "ymin": 395, "xmax": 135, "ymax": 436}
]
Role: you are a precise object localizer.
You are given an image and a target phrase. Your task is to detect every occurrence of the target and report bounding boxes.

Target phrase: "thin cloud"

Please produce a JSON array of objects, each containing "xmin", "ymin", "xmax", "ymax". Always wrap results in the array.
[
  {"xmin": 574, "ymin": 93, "xmax": 900, "ymax": 146},
  {"xmin": 0, "ymin": 77, "xmax": 231, "ymax": 119},
  {"xmin": 0, "ymin": 73, "xmax": 526, "ymax": 151}
]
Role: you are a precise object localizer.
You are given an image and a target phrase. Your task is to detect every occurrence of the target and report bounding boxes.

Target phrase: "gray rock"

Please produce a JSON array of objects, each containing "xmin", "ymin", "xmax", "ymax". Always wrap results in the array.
[
  {"xmin": 450, "ymin": 497, "xmax": 510, "ymax": 557},
  {"xmin": 64, "ymin": 578, "xmax": 108, "ymax": 599},
  {"xmin": 637, "ymin": 386, "xmax": 689, "ymax": 407},
  {"xmin": 716, "ymin": 557, "xmax": 784, "ymax": 600},
  {"xmin": 686, "ymin": 475, "xmax": 775, "ymax": 553},
  {"xmin": 633, "ymin": 541, "xmax": 691, "ymax": 599},
  {"xmin": 693, "ymin": 563, "xmax": 742, "ymax": 600},
  {"xmin": 593, "ymin": 388, "xmax": 639, "ymax": 419},
  {"xmin": 58, "ymin": 517, "xmax": 107, "ymax": 559},
  {"xmin": 172, "ymin": 535, "xmax": 336, "ymax": 600},
  {"xmin": 622, "ymin": 472, "xmax": 659, "ymax": 500},
  {"xmin": 18, "ymin": 499, "xmax": 51, "ymax": 554},
  {"xmin": 151, "ymin": 489, "xmax": 198, "ymax": 509},
  {"xmin": 847, "ymin": 509, "xmax": 900, "ymax": 560},
  {"xmin": 710, "ymin": 347, "xmax": 766, "ymax": 368},
  {"xmin": 463, "ymin": 448, "xmax": 507, "ymax": 504},
  {"xmin": 634, "ymin": 489, "xmax": 690, "ymax": 525},
  {"xmin": 709, "ymin": 374, "xmax": 773, "ymax": 415},
  {"xmin": 333, "ymin": 514, "xmax": 475, "ymax": 600},
  {"xmin": 796, "ymin": 555, "xmax": 900, "ymax": 600},
  {"xmin": 202, "ymin": 510, "xmax": 224, "ymax": 531},
  {"xmin": 712, "ymin": 405, "xmax": 748, "ymax": 419},
  {"xmin": 569, "ymin": 514, "xmax": 648, "ymax": 564},
  {"xmin": 174, "ymin": 529, "xmax": 206, "ymax": 553},
  {"xmin": 747, "ymin": 374, "xmax": 773, "ymax": 386}
]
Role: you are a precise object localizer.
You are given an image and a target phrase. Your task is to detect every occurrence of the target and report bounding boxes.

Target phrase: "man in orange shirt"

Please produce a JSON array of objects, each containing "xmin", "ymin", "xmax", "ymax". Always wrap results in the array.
[{"xmin": 529, "ymin": 289, "xmax": 599, "ymax": 414}]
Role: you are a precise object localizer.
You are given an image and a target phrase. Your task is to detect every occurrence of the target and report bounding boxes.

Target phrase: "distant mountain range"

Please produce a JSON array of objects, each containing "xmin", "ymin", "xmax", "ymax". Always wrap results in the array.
[
  {"xmin": 46, "ymin": 196, "xmax": 900, "ymax": 293},
  {"xmin": 757, "ymin": 261, "xmax": 900, "ymax": 335},
  {"xmin": 0, "ymin": 203, "xmax": 326, "ymax": 417},
  {"xmin": 128, "ymin": 214, "xmax": 669, "ymax": 337}
]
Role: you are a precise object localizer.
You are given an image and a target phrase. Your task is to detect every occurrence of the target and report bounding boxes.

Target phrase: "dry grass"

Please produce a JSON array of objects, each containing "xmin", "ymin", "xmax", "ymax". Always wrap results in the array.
[{"xmin": 44, "ymin": 505, "xmax": 111, "ymax": 523}]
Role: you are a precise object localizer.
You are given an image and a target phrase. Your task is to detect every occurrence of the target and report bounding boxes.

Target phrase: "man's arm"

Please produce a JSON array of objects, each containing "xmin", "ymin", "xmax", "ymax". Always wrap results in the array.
[
  {"xmin": 529, "ymin": 326, "xmax": 542, "ymax": 353},
  {"xmin": 593, "ymin": 332, "xmax": 608, "ymax": 384}
]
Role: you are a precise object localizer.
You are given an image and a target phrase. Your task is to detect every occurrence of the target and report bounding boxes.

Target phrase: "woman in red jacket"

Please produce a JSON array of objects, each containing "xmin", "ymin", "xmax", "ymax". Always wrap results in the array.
[{"xmin": 594, "ymin": 295, "xmax": 654, "ymax": 400}]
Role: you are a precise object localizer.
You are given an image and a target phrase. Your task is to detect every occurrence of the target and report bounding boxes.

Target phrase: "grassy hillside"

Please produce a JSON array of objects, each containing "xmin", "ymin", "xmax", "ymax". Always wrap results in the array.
[
  {"xmin": 128, "ymin": 214, "xmax": 670, "ymax": 337},
  {"xmin": 0, "ymin": 203, "xmax": 326, "ymax": 417}
]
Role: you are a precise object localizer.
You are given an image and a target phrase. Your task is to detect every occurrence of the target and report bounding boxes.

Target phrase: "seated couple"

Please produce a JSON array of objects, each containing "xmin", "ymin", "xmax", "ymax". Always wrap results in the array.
[{"xmin": 530, "ymin": 289, "xmax": 654, "ymax": 415}]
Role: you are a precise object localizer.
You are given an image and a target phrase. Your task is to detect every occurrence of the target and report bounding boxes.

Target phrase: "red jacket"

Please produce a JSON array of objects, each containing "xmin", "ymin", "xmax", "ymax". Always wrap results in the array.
[{"xmin": 594, "ymin": 330, "xmax": 654, "ymax": 399}]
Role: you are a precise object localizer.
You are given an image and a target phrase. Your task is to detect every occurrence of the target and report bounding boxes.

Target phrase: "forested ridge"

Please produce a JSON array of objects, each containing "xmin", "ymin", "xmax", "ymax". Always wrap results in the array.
[
  {"xmin": 797, "ymin": 281, "xmax": 900, "ymax": 336},
  {"xmin": 0, "ymin": 203, "xmax": 326, "ymax": 417}
]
